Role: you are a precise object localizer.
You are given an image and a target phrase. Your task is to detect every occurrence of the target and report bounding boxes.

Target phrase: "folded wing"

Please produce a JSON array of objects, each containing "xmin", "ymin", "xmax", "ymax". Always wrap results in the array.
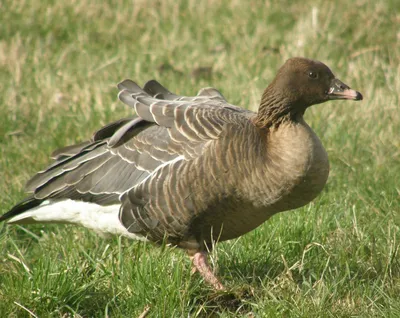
[{"xmin": 1, "ymin": 80, "xmax": 253, "ymax": 243}]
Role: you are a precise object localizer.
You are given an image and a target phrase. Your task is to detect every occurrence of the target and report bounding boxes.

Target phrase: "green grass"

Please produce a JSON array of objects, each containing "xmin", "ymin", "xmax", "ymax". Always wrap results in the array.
[{"xmin": 0, "ymin": 0, "xmax": 399, "ymax": 316}]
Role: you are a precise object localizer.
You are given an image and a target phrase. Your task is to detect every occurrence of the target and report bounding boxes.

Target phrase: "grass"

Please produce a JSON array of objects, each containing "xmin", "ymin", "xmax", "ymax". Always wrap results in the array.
[{"xmin": 0, "ymin": 0, "xmax": 399, "ymax": 316}]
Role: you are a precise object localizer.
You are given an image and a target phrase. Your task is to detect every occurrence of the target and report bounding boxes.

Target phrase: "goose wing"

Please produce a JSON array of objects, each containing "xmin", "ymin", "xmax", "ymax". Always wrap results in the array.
[{"xmin": 1, "ymin": 80, "xmax": 254, "ymax": 244}]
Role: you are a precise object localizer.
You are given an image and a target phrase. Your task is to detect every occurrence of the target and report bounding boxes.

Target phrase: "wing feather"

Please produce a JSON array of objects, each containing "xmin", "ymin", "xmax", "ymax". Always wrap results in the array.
[{"xmin": 5, "ymin": 79, "xmax": 255, "ymax": 247}]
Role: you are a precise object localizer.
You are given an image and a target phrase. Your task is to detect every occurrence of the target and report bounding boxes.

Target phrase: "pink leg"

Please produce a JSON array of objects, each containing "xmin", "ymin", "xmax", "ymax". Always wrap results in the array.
[{"xmin": 190, "ymin": 251, "xmax": 225, "ymax": 290}]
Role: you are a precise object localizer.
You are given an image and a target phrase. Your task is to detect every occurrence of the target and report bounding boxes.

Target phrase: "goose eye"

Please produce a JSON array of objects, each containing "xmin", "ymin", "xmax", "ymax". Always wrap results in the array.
[{"xmin": 308, "ymin": 71, "xmax": 318, "ymax": 79}]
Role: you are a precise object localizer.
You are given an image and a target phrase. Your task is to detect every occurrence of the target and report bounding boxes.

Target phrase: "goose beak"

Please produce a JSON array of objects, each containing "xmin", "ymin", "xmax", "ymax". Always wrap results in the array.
[{"xmin": 327, "ymin": 78, "xmax": 363, "ymax": 101}]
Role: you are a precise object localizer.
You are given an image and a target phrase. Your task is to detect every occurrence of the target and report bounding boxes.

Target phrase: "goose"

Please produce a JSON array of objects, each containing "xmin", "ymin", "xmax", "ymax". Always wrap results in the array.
[{"xmin": 0, "ymin": 57, "xmax": 362, "ymax": 290}]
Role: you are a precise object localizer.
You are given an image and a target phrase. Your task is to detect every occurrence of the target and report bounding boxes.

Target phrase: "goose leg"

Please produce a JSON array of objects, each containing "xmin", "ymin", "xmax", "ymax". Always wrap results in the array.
[{"xmin": 190, "ymin": 251, "xmax": 225, "ymax": 290}]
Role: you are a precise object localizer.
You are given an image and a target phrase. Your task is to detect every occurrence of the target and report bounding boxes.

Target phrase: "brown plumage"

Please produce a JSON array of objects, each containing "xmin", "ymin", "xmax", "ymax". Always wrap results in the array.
[{"xmin": 0, "ymin": 57, "xmax": 362, "ymax": 289}]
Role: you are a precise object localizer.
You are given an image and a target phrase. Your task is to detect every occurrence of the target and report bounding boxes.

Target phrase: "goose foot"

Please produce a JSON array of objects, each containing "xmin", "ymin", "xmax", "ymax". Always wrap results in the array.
[{"xmin": 191, "ymin": 251, "xmax": 225, "ymax": 290}]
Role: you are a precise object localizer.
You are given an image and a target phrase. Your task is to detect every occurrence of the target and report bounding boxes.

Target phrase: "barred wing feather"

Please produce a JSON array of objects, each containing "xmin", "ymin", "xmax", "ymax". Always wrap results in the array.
[{"xmin": 1, "ymin": 80, "xmax": 254, "ymax": 244}]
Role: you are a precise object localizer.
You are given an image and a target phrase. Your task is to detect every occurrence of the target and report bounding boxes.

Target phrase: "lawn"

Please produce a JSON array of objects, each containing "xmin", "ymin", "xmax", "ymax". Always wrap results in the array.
[{"xmin": 0, "ymin": 0, "xmax": 399, "ymax": 316}]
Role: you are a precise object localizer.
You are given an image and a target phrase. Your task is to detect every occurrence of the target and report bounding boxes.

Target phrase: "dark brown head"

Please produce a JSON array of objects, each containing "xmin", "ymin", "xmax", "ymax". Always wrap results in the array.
[{"xmin": 255, "ymin": 57, "xmax": 363, "ymax": 128}]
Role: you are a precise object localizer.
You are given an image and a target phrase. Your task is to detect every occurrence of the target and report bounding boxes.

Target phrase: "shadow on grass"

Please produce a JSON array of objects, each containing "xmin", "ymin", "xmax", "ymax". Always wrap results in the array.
[
  {"xmin": 220, "ymin": 253, "xmax": 285, "ymax": 285},
  {"xmin": 186, "ymin": 255, "xmax": 286, "ymax": 316},
  {"xmin": 190, "ymin": 288, "xmax": 254, "ymax": 317}
]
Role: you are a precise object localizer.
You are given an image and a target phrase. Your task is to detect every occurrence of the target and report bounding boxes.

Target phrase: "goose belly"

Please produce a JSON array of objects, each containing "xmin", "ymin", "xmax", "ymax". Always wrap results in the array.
[{"xmin": 6, "ymin": 199, "xmax": 147, "ymax": 241}]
